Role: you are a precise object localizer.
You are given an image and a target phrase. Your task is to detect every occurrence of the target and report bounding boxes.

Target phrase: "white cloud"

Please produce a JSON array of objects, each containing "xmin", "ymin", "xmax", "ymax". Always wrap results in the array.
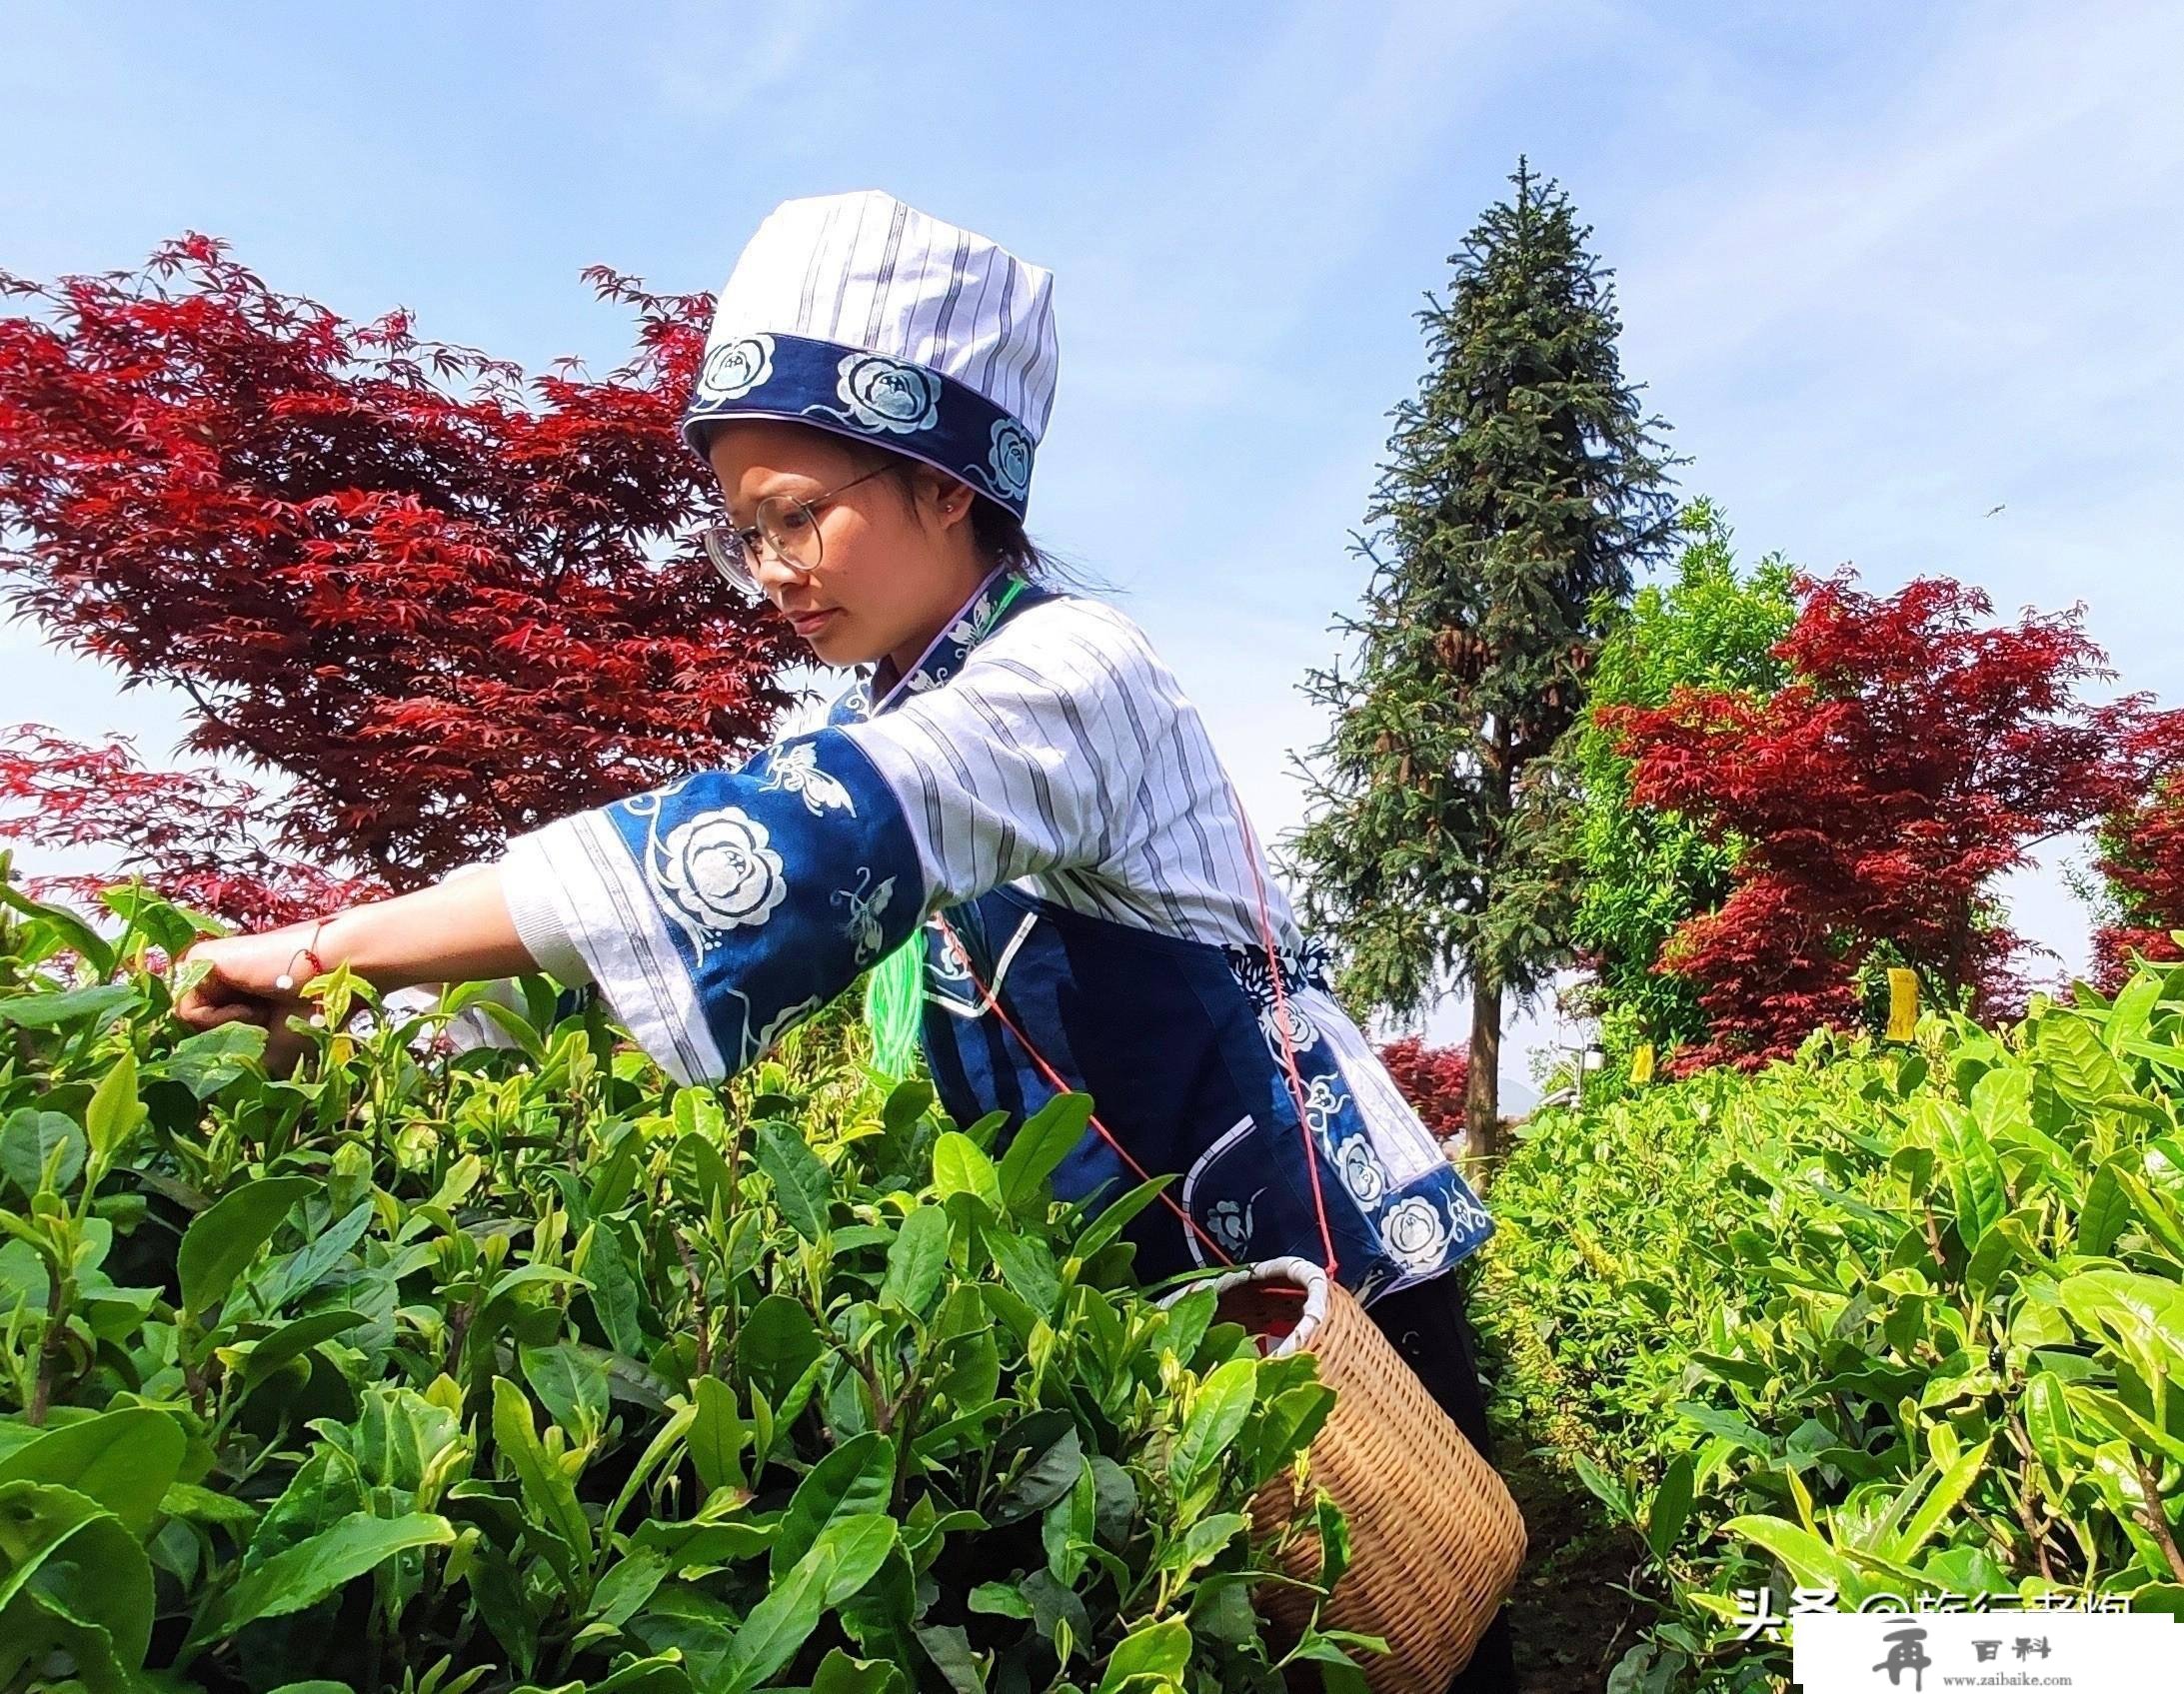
[
  {"xmin": 1622, "ymin": 2, "xmax": 2184, "ymax": 382},
  {"xmin": 645, "ymin": 1, "xmax": 839, "ymax": 123}
]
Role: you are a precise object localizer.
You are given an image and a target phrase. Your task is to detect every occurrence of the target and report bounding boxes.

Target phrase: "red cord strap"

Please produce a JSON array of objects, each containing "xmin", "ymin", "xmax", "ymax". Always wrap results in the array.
[
  {"xmin": 1224, "ymin": 778, "xmax": 1340, "ymax": 1280},
  {"xmin": 274, "ymin": 917, "xmax": 331, "ymax": 994},
  {"xmin": 932, "ymin": 910, "xmax": 1232, "ymax": 1266},
  {"xmin": 930, "ymin": 777, "xmax": 1340, "ymax": 1280}
]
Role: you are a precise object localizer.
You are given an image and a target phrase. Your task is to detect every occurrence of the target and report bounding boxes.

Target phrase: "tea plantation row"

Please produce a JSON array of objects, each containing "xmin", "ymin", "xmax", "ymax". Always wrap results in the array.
[
  {"xmin": 0, "ymin": 880, "xmax": 1365, "ymax": 1694},
  {"xmin": 1479, "ymin": 958, "xmax": 2184, "ymax": 1690}
]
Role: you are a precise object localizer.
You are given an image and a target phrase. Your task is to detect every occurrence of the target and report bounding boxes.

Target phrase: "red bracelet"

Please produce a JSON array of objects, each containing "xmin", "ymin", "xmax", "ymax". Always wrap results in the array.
[{"xmin": 275, "ymin": 917, "xmax": 331, "ymax": 993}]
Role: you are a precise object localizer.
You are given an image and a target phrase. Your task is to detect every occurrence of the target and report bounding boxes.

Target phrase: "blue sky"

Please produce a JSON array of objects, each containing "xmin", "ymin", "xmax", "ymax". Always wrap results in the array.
[{"xmin": 4, "ymin": 1, "xmax": 2180, "ymax": 1092}]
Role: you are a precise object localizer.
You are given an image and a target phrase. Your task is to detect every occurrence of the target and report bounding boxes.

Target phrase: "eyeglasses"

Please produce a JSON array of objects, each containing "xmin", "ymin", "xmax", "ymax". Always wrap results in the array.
[{"xmin": 695, "ymin": 463, "xmax": 896, "ymax": 598}]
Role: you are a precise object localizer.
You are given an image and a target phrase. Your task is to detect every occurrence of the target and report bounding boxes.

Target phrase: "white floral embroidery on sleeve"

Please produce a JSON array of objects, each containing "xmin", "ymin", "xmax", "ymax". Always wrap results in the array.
[
  {"xmin": 762, "ymin": 742, "xmax": 858, "ymax": 817},
  {"xmin": 635, "ymin": 794, "xmax": 788, "ymax": 958},
  {"xmin": 834, "ymin": 867, "xmax": 898, "ymax": 966},
  {"xmin": 748, "ymin": 993, "xmax": 824, "ymax": 1064},
  {"xmin": 1380, "ymin": 1195, "xmax": 1453, "ymax": 1272}
]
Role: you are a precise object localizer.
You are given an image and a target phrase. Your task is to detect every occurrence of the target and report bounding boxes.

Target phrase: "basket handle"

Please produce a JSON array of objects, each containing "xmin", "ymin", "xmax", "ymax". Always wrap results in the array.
[{"xmin": 1156, "ymin": 1255, "xmax": 1330, "ymax": 1358}]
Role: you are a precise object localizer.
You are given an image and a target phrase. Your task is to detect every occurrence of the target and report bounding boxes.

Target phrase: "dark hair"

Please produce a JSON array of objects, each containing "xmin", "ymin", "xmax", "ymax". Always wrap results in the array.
[
  {"xmin": 968, "ymin": 486, "xmax": 1057, "ymax": 582},
  {"xmin": 867, "ymin": 445, "xmax": 1105, "ymax": 594}
]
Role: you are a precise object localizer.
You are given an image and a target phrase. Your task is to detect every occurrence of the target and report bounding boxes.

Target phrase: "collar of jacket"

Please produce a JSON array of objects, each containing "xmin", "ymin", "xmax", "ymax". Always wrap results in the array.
[{"xmin": 828, "ymin": 567, "xmax": 1045, "ymax": 726}]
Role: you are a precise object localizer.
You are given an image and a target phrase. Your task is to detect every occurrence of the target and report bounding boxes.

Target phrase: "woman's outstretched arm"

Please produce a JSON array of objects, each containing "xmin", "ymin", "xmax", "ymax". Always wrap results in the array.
[{"xmin": 172, "ymin": 863, "xmax": 538, "ymax": 1063}]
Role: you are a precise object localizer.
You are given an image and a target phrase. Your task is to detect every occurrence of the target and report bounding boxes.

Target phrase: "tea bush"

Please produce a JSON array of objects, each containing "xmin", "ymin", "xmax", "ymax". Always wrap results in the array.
[
  {"xmin": 0, "ymin": 875, "xmax": 1365, "ymax": 1694},
  {"xmin": 1480, "ymin": 961, "xmax": 2184, "ymax": 1690}
]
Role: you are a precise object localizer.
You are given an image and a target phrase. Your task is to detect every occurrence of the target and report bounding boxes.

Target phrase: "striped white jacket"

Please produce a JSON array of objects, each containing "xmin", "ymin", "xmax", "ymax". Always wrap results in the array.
[{"xmin": 498, "ymin": 573, "xmax": 1489, "ymax": 1300}]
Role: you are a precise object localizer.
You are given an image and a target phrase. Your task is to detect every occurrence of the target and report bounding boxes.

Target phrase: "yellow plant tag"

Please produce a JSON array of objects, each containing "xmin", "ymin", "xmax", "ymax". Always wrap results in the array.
[
  {"xmin": 1886, "ymin": 967, "xmax": 1918, "ymax": 1041},
  {"xmin": 1629, "ymin": 1043, "xmax": 1655, "ymax": 1085}
]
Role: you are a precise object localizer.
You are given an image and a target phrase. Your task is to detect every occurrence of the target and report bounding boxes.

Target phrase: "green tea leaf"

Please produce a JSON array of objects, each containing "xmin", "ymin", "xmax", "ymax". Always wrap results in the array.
[
  {"xmin": 989, "ymin": 1227, "xmax": 1063, "ymax": 1314},
  {"xmin": 688, "ymin": 1373, "xmax": 748, "ymax": 1495},
  {"xmin": 997, "ymin": 1426, "xmax": 1085, "ymax": 1524},
  {"xmin": 0, "ymin": 1478, "xmax": 154, "ymax": 1669},
  {"xmin": 673, "ymin": 1129, "xmax": 737, "ymax": 1211},
  {"xmin": 0, "ymin": 1109, "xmax": 85, "ymax": 1195},
  {"xmin": 158, "ymin": 1020, "xmax": 267, "ymax": 1099},
  {"xmin": 1077, "ymin": 1175, "xmax": 1175, "ymax": 1259},
  {"xmin": 775, "ymin": 1431, "xmax": 896, "ymax": 1575},
  {"xmin": 348, "ymin": 1386, "xmax": 465, "ymax": 1496},
  {"xmin": 722, "ymin": 1514, "xmax": 897, "ymax": 1693},
  {"xmin": 757, "ymin": 1119, "xmax": 834, "ymax": 1240},
  {"xmin": 882, "ymin": 1077, "xmax": 937, "ymax": 1141},
  {"xmin": 917, "ymin": 1623, "xmax": 989, "ymax": 1694},
  {"xmin": 1249, "ymin": 1381, "xmax": 1334, "ymax": 1482},
  {"xmin": 968, "ymin": 1581, "xmax": 1034, "ymax": 1618},
  {"xmin": 1043, "ymin": 1454, "xmax": 1096, "ymax": 1585},
  {"xmin": 491, "ymin": 1376, "xmax": 592, "ymax": 1567},
  {"xmin": 604, "ymin": 1401, "xmax": 698, "ymax": 1539},
  {"xmin": 243, "ymin": 1447, "xmax": 364, "ymax": 1571},
  {"xmin": 1723, "ymin": 1514, "xmax": 1859, "ymax": 1596},
  {"xmin": 0, "ymin": 880, "xmax": 116, "ymax": 976},
  {"xmin": 2059, "ymin": 1268, "xmax": 2184, "ymax": 1381},
  {"xmin": 881, "ymin": 1203, "xmax": 948, "ymax": 1316},
  {"xmin": 2022, "ymin": 1371, "xmax": 2076, "ymax": 1473},
  {"xmin": 100, "ymin": 882, "xmax": 209, "ymax": 960},
  {"xmin": 254, "ymin": 1200, "xmax": 374, "ymax": 1312},
  {"xmin": 1021, "ymin": 1567, "xmax": 1092, "ymax": 1657},
  {"xmin": 1929, "ymin": 1098, "xmax": 2007, "ymax": 1246},
  {"xmin": 2079, "ymin": 1158, "xmax": 2131, "ymax": 1256},
  {"xmin": 581, "ymin": 1219, "xmax": 646, "ymax": 1357},
  {"xmin": 932, "ymin": 1131, "xmax": 1003, "ymax": 1214},
  {"xmin": 2115, "ymin": 1167, "xmax": 2184, "ymax": 1265},
  {"xmin": 1315, "ymin": 1492, "xmax": 1352, "ymax": 1591},
  {"xmin": 0, "ymin": 1407, "xmax": 184, "ymax": 1536},
  {"xmin": 0, "ymin": 981, "xmax": 138, "ymax": 1030},
  {"xmin": 1645, "ymin": 1452, "xmax": 1694, "ymax": 1561},
  {"xmin": 83, "ymin": 1046, "xmax": 145, "ymax": 1171},
  {"xmin": 587, "ymin": 1546, "xmax": 670, "ymax": 1629},
  {"xmin": 1169, "ymin": 1358, "xmax": 1257, "ymax": 1487},
  {"xmin": 812, "ymin": 1647, "xmax": 910, "ymax": 1694},
  {"xmin": 178, "ymin": 1175, "xmax": 317, "ymax": 1319},
  {"xmin": 241, "ymin": 1309, "xmax": 369, "ymax": 1390},
  {"xmin": 1888, "ymin": 1438, "xmax": 1990, "ymax": 1562},
  {"xmin": 1091, "ymin": 1453, "xmax": 1139, "ymax": 1548},
  {"xmin": 1162, "ymin": 1507, "xmax": 1245, "ymax": 1583},
  {"xmin": 1097, "ymin": 1618, "xmax": 1191, "ymax": 1693},
  {"xmin": 999, "ymin": 1092, "xmax": 1092, "ymax": 1220},
  {"xmin": 737, "ymin": 1293, "xmax": 826, "ymax": 1408},
  {"xmin": 521, "ymin": 1339, "xmax": 611, "ymax": 1436},
  {"xmin": 202, "ymin": 1510, "xmax": 453, "ymax": 1637},
  {"xmin": 468, "ymin": 996, "xmax": 548, "ymax": 1062},
  {"xmin": 2039, "ymin": 1011, "xmax": 2129, "ymax": 1106}
]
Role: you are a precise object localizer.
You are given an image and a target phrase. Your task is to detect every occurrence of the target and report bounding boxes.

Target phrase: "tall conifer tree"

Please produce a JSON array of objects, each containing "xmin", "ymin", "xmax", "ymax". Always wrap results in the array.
[{"xmin": 1286, "ymin": 160, "xmax": 1678, "ymax": 1158}]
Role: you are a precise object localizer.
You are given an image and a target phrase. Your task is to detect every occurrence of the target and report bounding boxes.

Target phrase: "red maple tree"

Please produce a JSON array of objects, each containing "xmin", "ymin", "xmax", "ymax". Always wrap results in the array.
[
  {"xmin": 0, "ymin": 236, "xmax": 799, "ymax": 916},
  {"xmin": 0, "ymin": 725, "xmax": 378, "ymax": 927},
  {"xmin": 1377, "ymin": 1034, "xmax": 1471, "ymax": 1141},
  {"xmin": 2090, "ymin": 710, "xmax": 2184, "ymax": 987},
  {"xmin": 1605, "ymin": 573, "xmax": 2136, "ymax": 1070}
]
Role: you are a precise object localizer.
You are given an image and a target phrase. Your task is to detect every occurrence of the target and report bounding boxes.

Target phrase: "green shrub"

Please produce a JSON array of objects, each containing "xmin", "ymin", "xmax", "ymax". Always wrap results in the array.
[
  {"xmin": 0, "ymin": 875, "xmax": 1363, "ymax": 1693},
  {"xmin": 1480, "ymin": 966, "xmax": 2184, "ymax": 1690}
]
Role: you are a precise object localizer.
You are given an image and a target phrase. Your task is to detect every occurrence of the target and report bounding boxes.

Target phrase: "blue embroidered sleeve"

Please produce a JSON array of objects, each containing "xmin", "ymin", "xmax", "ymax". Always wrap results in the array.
[{"xmin": 497, "ymin": 728, "xmax": 925, "ymax": 1085}]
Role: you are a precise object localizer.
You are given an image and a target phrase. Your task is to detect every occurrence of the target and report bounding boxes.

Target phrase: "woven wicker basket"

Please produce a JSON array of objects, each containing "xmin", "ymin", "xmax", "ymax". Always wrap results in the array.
[{"xmin": 1183, "ymin": 1258, "xmax": 1526, "ymax": 1694}]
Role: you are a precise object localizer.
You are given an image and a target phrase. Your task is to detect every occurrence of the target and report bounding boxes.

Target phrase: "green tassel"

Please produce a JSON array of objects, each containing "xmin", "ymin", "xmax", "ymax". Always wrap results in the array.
[
  {"xmin": 864, "ymin": 935, "xmax": 925, "ymax": 1079},
  {"xmin": 862, "ymin": 574, "xmax": 1029, "ymax": 1080}
]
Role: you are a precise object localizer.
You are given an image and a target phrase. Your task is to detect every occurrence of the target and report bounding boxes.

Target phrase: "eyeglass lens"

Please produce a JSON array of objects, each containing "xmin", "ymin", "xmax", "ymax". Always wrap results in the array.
[{"xmin": 705, "ymin": 495, "xmax": 824, "ymax": 596}]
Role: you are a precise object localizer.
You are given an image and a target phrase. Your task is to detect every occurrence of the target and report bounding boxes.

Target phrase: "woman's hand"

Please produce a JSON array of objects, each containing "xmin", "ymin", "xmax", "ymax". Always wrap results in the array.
[{"xmin": 174, "ymin": 926, "xmax": 326, "ymax": 1075}]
